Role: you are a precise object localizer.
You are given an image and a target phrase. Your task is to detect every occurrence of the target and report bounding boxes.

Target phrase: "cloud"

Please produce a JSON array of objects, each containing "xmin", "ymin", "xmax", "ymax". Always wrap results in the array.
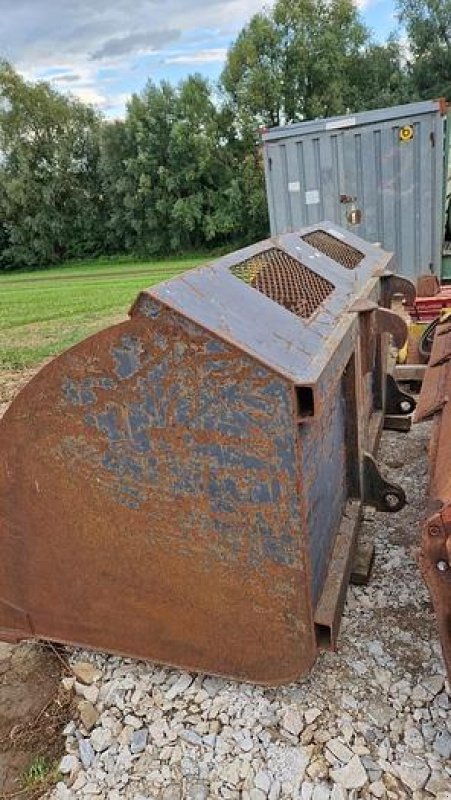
[
  {"xmin": 164, "ymin": 48, "xmax": 228, "ymax": 65},
  {"xmin": 51, "ymin": 73, "xmax": 82, "ymax": 83},
  {"xmin": 0, "ymin": 0, "xmax": 380, "ymax": 117},
  {"xmin": 91, "ymin": 28, "xmax": 181, "ymax": 60}
]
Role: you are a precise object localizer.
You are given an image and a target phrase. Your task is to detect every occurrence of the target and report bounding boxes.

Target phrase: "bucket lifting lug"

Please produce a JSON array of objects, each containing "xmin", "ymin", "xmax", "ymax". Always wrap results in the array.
[
  {"xmin": 385, "ymin": 374, "xmax": 416, "ymax": 416},
  {"xmin": 363, "ymin": 452, "xmax": 406, "ymax": 512},
  {"xmin": 350, "ymin": 300, "xmax": 408, "ymax": 373},
  {"xmin": 379, "ymin": 272, "xmax": 416, "ymax": 309}
]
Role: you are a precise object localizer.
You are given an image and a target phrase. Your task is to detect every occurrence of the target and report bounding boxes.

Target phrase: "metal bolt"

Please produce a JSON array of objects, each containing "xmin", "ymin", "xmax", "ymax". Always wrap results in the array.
[{"xmin": 437, "ymin": 560, "xmax": 449, "ymax": 573}]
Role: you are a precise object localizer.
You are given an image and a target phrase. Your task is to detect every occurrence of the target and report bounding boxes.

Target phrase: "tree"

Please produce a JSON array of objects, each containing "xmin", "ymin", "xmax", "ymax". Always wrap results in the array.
[
  {"xmin": 397, "ymin": 0, "xmax": 451, "ymax": 99},
  {"xmin": 99, "ymin": 74, "xmax": 268, "ymax": 256},
  {"xmin": 0, "ymin": 62, "xmax": 104, "ymax": 268},
  {"xmin": 223, "ymin": 0, "xmax": 362, "ymax": 125},
  {"xmin": 346, "ymin": 37, "xmax": 414, "ymax": 111},
  {"xmin": 222, "ymin": 0, "xmax": 410, "ymax": 127}
]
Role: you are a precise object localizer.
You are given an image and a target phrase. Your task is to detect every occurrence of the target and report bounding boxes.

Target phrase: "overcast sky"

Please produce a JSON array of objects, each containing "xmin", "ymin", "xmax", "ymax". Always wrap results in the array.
[{"xmin": 0, "ymin": 0, "xmax": 397, "ymax": 117}]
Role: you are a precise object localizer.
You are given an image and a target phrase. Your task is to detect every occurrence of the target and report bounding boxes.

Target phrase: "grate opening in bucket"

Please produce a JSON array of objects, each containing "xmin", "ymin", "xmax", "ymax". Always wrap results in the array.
[
  {"xmin": 302, "ymin": 230, "xmax": 364, "ymax": 270},
  {"xmin": 230, "ymin": 248, "xmax": 334, "ymax": 319}
]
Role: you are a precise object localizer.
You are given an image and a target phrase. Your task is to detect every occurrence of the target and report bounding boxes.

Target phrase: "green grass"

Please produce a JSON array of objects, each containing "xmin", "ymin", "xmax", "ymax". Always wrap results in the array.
[
  {"xmin": 0, "ymin": 255, "xmax": 205, "ymax": 369},
  {"xmin": 23, "ymin": 756, "xmax": 61, "ymax": 790}
]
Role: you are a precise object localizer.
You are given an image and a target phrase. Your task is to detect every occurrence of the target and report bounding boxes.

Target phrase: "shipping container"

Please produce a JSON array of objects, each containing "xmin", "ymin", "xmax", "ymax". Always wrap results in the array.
[{"xmin": 263, "ymin": 101, "xmax": 447, "ymax": 281}]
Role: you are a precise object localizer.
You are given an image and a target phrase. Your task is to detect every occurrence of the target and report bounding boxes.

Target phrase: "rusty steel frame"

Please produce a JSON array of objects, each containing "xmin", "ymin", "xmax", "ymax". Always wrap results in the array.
[
  {"xmin": 415, "ymin": 320, "xmax": 451, "ymax": 680},
  {"xmin": 0, "ymin": 225, "xmax": 414, "ymax": 684}
]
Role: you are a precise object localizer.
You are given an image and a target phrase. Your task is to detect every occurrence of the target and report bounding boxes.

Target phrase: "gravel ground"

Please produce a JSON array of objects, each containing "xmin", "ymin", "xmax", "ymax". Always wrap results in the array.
[{"xmin": 51, "ymin": 420, "xmax": 450, "ymax": 800}]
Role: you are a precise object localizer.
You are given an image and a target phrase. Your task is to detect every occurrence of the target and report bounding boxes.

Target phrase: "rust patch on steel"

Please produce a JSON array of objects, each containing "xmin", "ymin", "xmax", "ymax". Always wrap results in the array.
[
  {"xmin": 0, "ymin": 310, "xmax": 316, "ymax": 684},
  {"xmin": 419, "ymin": 510, "xmax": 451, "ymax": 681},
  {"xmin": 0, "ymin": 226, "xmax": 408, "ymax": 684},
  {"xmin": 414, "ymin": 322, "xmax": 451, "ymax": 422},
  {"xmin": 416, "ymin": 323, "xmax": 451, "ymax": 679}
]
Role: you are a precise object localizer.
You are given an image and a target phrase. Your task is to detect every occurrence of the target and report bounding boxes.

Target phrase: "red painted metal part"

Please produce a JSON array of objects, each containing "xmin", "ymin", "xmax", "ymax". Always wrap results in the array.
[
  {"xmin": 415, "ymin": 320, "xmax": 451, "ymax": 680},
  {"xmin": 410, "ymin": 287, "xmax": 451, "ymax": 322}
]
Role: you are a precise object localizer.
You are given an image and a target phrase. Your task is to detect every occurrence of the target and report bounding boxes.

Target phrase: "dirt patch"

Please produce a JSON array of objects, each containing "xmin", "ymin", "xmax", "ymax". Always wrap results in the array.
[
  {"xmin": 0, "ymin": 363, "xmax": 74, "ymax": 799},
  {"xmin": 0, "ymin": 366, "xmax": 45, "ymax": 419},
  {"xmin": 0, "ymin": 642, "xmax": 74, "ymax": 799}
]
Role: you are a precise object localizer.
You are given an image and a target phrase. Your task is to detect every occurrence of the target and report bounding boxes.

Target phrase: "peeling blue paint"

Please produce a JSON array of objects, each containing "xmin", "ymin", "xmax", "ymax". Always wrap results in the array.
[
  {"xmin": 62, "ymin": 377, "xmax": 116, "ymax": 407},
  {"xmin": 61, "ymin": 305, "xmax": 302, "ymax": 570},
  {"xmin": 112, "ymin": 335, "xmax": 143, "ymax": 380},
  {"xmin": 138, "ymin": 297, "xmax": 162, "ymax": 318}
]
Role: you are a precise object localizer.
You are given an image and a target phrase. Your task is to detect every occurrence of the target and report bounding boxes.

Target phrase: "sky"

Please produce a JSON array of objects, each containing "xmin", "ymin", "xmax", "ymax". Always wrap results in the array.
[{"xmin": 0, "ymin": 0, "xmax": 398, "ymax": 118}]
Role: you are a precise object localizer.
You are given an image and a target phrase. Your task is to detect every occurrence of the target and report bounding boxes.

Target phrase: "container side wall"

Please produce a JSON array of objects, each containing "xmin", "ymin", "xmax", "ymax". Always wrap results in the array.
[{"xmin": 264, "ymin": 105, "xmax": 444, "ymax": 279}]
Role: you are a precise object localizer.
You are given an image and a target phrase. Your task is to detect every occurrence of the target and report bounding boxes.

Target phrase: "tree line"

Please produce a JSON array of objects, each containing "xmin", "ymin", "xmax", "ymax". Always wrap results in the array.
[{"xmin": 0, "ymin": 0, "xmax": 450, "ymax": 270}]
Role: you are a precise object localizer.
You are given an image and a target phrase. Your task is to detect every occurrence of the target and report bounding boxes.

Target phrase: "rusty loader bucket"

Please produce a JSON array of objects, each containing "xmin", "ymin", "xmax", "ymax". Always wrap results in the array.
[
  {"xmin": 0, "ymin": 223, "xmax": 414, "ymax": 684},
  {"xmin": 415, "ymin": 318, "xmax": 451, "ymax": 680}
]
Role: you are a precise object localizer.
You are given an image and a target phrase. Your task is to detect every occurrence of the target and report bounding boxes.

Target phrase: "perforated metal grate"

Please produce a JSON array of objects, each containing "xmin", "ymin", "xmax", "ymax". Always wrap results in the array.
[
  {"xmin": 302, "ymin": 230, "xmax": 364, "ymax": 270},
  {"xmin": 230, "ymin": 248, "xmax": 334, "ymax": 319}
]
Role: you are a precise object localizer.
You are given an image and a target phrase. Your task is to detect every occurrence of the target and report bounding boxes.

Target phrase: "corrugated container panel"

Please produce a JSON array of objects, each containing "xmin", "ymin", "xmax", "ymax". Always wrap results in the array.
[{"xmin": 263, "ymin": 101, "xmax": 445, "ymax": 280}]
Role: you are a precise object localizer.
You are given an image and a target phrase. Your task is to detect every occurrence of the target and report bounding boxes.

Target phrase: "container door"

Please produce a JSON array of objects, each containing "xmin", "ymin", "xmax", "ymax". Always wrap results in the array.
[{"xmin": 340, "ymin": 112, "xmax": 443, "ymax": 279}]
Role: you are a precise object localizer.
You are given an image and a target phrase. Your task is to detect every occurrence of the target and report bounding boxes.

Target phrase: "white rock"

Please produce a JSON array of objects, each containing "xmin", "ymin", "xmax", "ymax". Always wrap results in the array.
[
  {"xmin": 90, "ymin": 726, "xmax": 113, "ymax": 753},
  {"xmin": 250, "ymin": 791, "xmax": 266, "ymax": 800},
  {"xmin": 313, "ymin": 784, "xmax": 331, "ymax": 800},
  {"xmin": 148, "ymin": 718, "xmax": 169, "ymax": 747},
  {"xmin": 124, "ymin": 713, "xmax": 142, "ymax": 729},
  {"xmin": 366, "ymin": 702, "xmax": 395, "ymax": 729},
  {"xmin": 180, "ymin": 728, "xmax": 203, "ymax": 747},
  {"xmin": 404, "ymin": 726, "xmax": 424, "ymax": 753},
  {"xmin": 267, "ymin": 744, "xmax": 311, "ymax": 791},
  {"xmin": 186, "ymin": 783, "xmax": 209, "ymax": 800},
  {"xmin": 130, "ymin": 727, "xmax": 148, "ymax": 754},
  {"xmin": 59, "ymin": 754, "xmax": 79, "ymax": 775},
  {"xmin": 330, "ymin": 784, "xmax": 347, "ymax": 800},
  {"xmin": 305, "ymin": 708, "xmax": 321, "ymax": 725},
  {"xmin": 53, "ymin": 782, "xmax": 74, "ymax": 800},
  {"xmin": 268, "ymin": 780, "xmax": 281, "ymax": 800},
  {"xmin": 397, "ymin": 756, "xmax": 430, "ymax": 791},
  {"xmin": 327, "ymin": 738, "xmax": 354, "ymax": 764},
  {"xmin": 166, "ymin": 672, "xmax": 194, "ymax": 700},
  {"xmin": 181, "ymin": 755, "xmax": 198, "ymax": 777},
  {"xmin": 80, "ymin": 683, "xmax": 99, "ymax": 704},
  {"xmin": 282, "ymin": 706, "xmax": 304, "ymax": 737},
  {"xmin": 72, "ymin": 662, "xmax": 102, "ymax": 685},
  {"xmin": 162, "ymin": 787, "xmax": 182, "ymax": 800},
  {"xmin": 330, "ymin": 755, "xmax": 368, "ymax": 789},
  {"xmin": 78, "ymin": 738, "xmax": 95, "ymax": 769},
  {"xmin": 202, "ymin": 676, "xmax": 224, "ymax": 697},
  {"xmin": 233, "ymin": 730, "xmax": 254, "ymax": 752},
  {"xmin": 433, "ymin": 731, "xmax": 451, "ymax": 759},
  {"xmin": 421, "ymin": 675, "xmax": 445, "ymax": 697},
  {"xmin": 369, "ymin": 781, "xmax": 385, "ymax": 798},
  {"xmin": 301, "ymin": 782, "xmax": 314, "ymax": 800},
  {"xmin": 255, "ymin": 770, "xmax": 272, "ymax": 793}
]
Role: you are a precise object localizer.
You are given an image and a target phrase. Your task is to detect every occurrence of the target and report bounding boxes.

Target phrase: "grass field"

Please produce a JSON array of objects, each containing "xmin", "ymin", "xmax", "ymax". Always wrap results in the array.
[{"xmin": 0, "ymin": 255, "xmax": 205, "ymax": 369}]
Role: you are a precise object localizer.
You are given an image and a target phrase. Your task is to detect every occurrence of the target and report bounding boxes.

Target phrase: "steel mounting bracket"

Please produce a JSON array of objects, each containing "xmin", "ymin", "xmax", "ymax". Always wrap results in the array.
[
  {"xmin": 363, "ymin": 452, "xmax": 406, "ymax": 512},
  {"xmin": 349, "ymin": 300, "xmax": 408, "ymax": 373},
  {"xmin": 385, "ymin": 374, "xmax": 417, "ymax": 416},
  {"xmin": 379, "ymin": 272, "xmax": 416, "ymax": 309}
]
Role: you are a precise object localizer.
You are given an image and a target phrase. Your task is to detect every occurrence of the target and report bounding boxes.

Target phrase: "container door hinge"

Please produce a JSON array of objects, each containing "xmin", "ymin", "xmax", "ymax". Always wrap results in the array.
[{"xmin": 363, "ymin": 452, "xmax": 406, "ymax": 512}]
